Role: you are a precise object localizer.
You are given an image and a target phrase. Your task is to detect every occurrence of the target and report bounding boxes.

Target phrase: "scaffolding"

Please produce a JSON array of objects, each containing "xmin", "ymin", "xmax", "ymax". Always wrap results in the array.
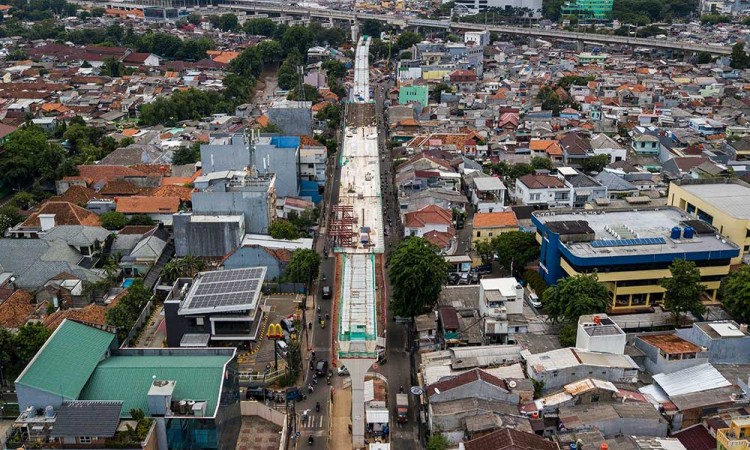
[{"xmin": 329, "ymin": 204, "xmax": 357, "ymax": 248}]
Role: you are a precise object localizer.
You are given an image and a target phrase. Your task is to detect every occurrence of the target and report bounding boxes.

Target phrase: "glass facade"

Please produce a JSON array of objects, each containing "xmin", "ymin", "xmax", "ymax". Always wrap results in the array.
[
  {"xmin": 561, "ymin": 0, "xmax": 613, "ymax": 21},
  {"xmin": 164, "ymin": 356, "xmax": 241, "ymax": 450}
]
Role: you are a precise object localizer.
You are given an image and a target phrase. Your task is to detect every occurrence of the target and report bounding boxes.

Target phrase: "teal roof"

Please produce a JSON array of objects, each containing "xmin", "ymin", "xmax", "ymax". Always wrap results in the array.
[
  {"xmin": 15, "ymin": 320, "xmax": 115, "ymax": 399},
  {"xmin": 79, "ymin": 355, "xmax": 231, "ymax": 418}
]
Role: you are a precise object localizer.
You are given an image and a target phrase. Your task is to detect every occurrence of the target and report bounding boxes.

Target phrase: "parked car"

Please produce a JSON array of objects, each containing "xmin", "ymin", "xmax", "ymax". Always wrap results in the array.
[
  {"xmin": 458, "ymin": 273, "xmax": 470, "ymax": 285},
  {"xmin": 316, "ymin": 359, "xmax": 329, "ymax": 376},
  {"xmin": 474, "ymin": 265, "xmax": 492, "ymax": 275},
  {"xmin": 527, "ymin": 291, "xmax": 542, "ymax": 308},
  {"xmin": 448, "ymin": 273, "xmax": 461, "ymax": 285},
  {"xmin": 338, "ymin": 365, "xmax": 350, "ymax": 376}
]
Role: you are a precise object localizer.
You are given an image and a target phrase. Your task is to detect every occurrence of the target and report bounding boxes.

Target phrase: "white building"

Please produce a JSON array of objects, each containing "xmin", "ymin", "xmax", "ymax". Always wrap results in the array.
[
  {"xmin": 447, "ymin": 0, "xmax": 543, "ymax": 14},
  {"xmin": 514, "ymin": 174, "xmax": 570, "ymax": 207},
  {"xmin": 479, "ymin": 278, "xmax": 525, "ymax": 344},
  {"xmin": 576, "ymin": 314, "xmax": 626, "ymax": 355},
  {"xmin": 464, "ymin": 30, "xmax": 491, "ymax": 46},
  {"xmin": 299, "ymin": 144, "xmax": 327, "ymax": 186},
  {"xmin": 590, "ymin": 133, "xmax": 627, "ymax": 163}
]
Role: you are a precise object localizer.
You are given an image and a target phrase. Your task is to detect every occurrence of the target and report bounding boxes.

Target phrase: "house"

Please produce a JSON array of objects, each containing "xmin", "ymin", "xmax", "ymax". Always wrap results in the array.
[
  {"xmin": 590, "ymin": 133, "xmax": 626, "ymax": 163},
  {"xmin": 632, "ymin": 134, "xmax": 661, "ymax": 155},
  {"xmin": 473, "ymin": 211, "xmax": 518, "ymax": 242},
  {"xmin": 0, "ymin": 290, "xmax": 46, "ymax": 331},
  {"xmin": 119, "ymin": 225, "xmax": 171, "ymax": 277},
  {"xmin": 558, "ymin": 402, "xmax": 668, "ymax": 438},
  {"xmin": 222, "ymin": 234, "xmax": 313, "ymax": 280},
  {"xmin": 565, "ymin": 173, "xmax": 608, "ymax": 207},
  {"xmin": 415, "ymin": 312, "xmax": 438, "ymax": 352},
  {"xmin": 115, "ymin": 196, "xmax": 181, "ymax": 225},
  {"xmin": 575, "ymin": 314, "xmax": 626, "ymax": 355},
  {"xmin": 676, "ymin": 321, "xmax": 750, "ymax": 364},
  {"xmin": 514, "ymin": 174, "xmax": 569, "ymax": 208},
  {"xmin": 164, "ymin": 267, "xmax": 267, "ymax": 347},
  {"xmin": 398, "ymin": 85, "xmax": 429, "ymax": 109},
  {"xmin": 39, "ymin": 225, "xmax": 110, "ymax": 259},
  {"xmin": 403, "ymin": 205, "xmax": 453, "ymax": 238},
  {"xmin": 464, "ymin": 427, "xmax": 558, "ymax": 450},
  {"xmin": 479, "ymin": 278, "xmax": 527, "ymax": 344},
  {"xmin": 522, "ymin": 347, "xmax": 639, "ymax": 391},
  {"xmin": 122, "ymin": 52, "xmax": 160, "ymax": 66},
  {"xmin": 529, "ymin": 139, "xmax": 563, "ymax": 163},
  {"xmin": 471, "ymin": 176, "xmax": 506, "ymax": 210},
  {"xmin": 559, "ymin": 132, "xmax": 592, "ymax": 166},
  {"xmin": 13, "ymin": 320, "xmax": 240, "ymax": 450},
  {"xmin": 594, "ymin": 171, "xmax": 639, "ymax": 198},
  {"xmin": 9, "ymin": 202, "xmax": 101, "ymax": 238},
  {"xmin": 717, "ymin": 416, "xmax": 750, "ymax": 450},
  {"xmin": 634, "ymin": 333, "xmax": 708, "ymax": 375}
]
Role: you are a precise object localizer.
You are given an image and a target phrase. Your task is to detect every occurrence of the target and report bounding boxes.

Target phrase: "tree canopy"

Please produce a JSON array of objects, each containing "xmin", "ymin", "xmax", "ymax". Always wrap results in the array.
[
  {"xmin": 543, "ymin": 272, "xmax": 609, "ymax": 324},
  {"xmin": 389, "ymin": 237, "xmax": 449, "ymax": 317},
  {"xmin": 720, "ymin": 266, "xmax": 750, "ymax": 324},
  {"xmin": 100, "ymin": 211, "xmax": 127, "ymax": 230},
  {"xmin": 582, "ymin": 154, "xmax": 610, "ymax": 173},
  {"xmin": 161, "ymin": 256, "xmax": 205, "ymax": 285},
  {"xmin": 269, "ymin": 219, "xmax": 301, "ymax": 240},
  {"xmin": 105, "ymin": 278, "xmax": 152, "ymax": 341},
  {"xmin": 491, "ymin": 231, "xmax": 539, "ymax": 275},
  {"xmin": 0, "ymin": 323, "xmax": 51, "ymax": 381},
  {"xmin": 731, "ymin": 42, "xmax": 750, "ymax": 70},
  {"xmin": 660, "ymin": 259, "xmax": 706, "ymax": 325},
  {"xmin": 284, "ymin": 249, "xmax": 321, "ymax": 283}
]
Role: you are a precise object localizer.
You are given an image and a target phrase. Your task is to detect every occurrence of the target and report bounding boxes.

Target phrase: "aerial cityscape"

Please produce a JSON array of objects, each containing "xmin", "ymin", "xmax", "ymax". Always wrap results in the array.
[{"xmin": 0, "ymin": 0, "xmax": 747, "ymax": 449}]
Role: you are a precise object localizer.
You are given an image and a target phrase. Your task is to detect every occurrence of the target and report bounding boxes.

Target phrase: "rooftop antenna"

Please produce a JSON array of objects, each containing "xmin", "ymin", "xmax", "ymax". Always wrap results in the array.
[{"xmin": 297, "ymin": 66, "xmax": 305, "ymax": 102}]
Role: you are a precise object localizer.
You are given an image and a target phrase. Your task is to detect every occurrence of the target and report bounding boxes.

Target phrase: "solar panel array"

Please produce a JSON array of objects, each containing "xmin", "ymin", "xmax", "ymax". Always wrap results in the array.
[
  {"xmin": 181, "ymin": 267, "xmax": 265, "ymax": 313},
  {"xmin": 591, "ymin": 237, "xmax": 666, "ymax": 248}
]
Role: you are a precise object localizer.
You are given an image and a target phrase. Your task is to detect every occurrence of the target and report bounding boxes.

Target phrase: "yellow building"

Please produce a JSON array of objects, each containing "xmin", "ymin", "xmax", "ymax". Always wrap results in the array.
[
  {"xmin": 473, "ymin": 211, "xmax": 519, "ymax": 243},
  {"xmin": 669, "ymin": 179, "xmax": 750, "ymax": 265},
  {"xmin": 533, "ymin": 207, "xmax": 740, "ymax": 312},
  {"xmin": 422, "ymin": 69, "xmax": 450, "ymax": 80},
  {"xmin": 718, "ymin": 416, "xmax": 750, "ymax": 450}
]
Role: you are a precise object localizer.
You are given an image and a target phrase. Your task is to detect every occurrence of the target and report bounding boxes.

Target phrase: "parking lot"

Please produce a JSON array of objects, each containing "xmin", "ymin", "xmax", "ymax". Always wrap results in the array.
[{"xmin": 238, "ymin": 294, "xmax": 302, "ymax": 374}]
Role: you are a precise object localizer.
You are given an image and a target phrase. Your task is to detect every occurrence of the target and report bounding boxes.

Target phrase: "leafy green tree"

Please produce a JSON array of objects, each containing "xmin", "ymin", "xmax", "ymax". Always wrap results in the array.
[
  {"xmin": 172, "ymin": 143, "xmax": 201, "ymax": 165},
  {"xmin": 400, "ymin": 51, "xmax": 412, "ymax": 60},
  {"xmin": 700, "ymin": 13, "xmax": 731, "ymax": 24},
  {"xmin": 100, "ymin": 57, "xmax": 124, "ymax": 77},
  {"xmin": 127, "ymin": 214, "xmax": 154, "ymax": 226},
  {"xmin": 582, "ymin": 154, "xmax": 610, "ymax": 173},
  {"xmin": 277, "ymin": 48, "xmax": 302, "ymax": 90},
  {"xmin": 491, "ymin": 231, "xmax": 539, "ymax": 275},
  {"xmin": 322, "ymin": 59, "xmax": 347, "ymax": 80},
  {"xmin": 661, "ymin": 259, "xmax": 706, "ymax": 325},
  {"xmin": 14, "ymin": 323, "xmax": 52, "ymax": 365},
  {"xmin": 284, "ymin": 249, "xmax": 321, "ymax": 283},
  {"xmin": 260, "ymin": 123, "xmax": 283, "ymax": 133},
  {"xmin": 90, "ymin": 6, "xmax": 105, "ymax": 17},
  {"xmin": 268, "ymin": 219, "xmax": 301, "ymax": 240},
  {"xmin": 395, "ymin": 31, "xmax": 422, "ymax": 51},
  {"xmin": 696, "ymin": 52, "xmax": 713, "ymax": 64},
  {"xmin": 0, "ymin": 205, "xmax": 21, "ymax": 236},
  {"xmin": 720, "ymin": 266, "xmax": 750, "ymax": 324},
  {"xmin": 281, "ymin": 26, "xmax": 315, "ymax": 57},
  {"xmin": 506, "ymin": 163, "xmax": 534, "ymax": 180},
  {"xmin": 287, "ymin": 84, "xmax": 321, "ymax": 102},
  {"xmin": 100, "ymin": 211, "xmax": 127, "ymax": 230},
  {"xmin": 161, "ymin": 256, "xmax": 205, "ymax": 284},
  {"xmin": 523, "ymin": 269, "xmax": 548, "ymax": 297},
  {"xmin": 731, "ymin": 42, "xmax": 750, "ymax": 70},
  {"xmin": 12, "ymin": 192, "xmax": 35, "ymax": 210},
  {"xmin": 543, "ymin": 273, "xmax": 609, "ymax": 324},
  {"xmin": 431, "ymin": 82, "xmax": 450, "ymax": 102},
  {"xmin": 187, "ymin": 13, "xmax": 202, "ymax": 25},
  {"xmin": 105, "ymin": 279, "xmax": 152, "ymax": 340},
  {"xmin": 362, "ymin": 19, "xmax": 384, "ymax": 38},
  {"xmin": 389, "ymin": 237, "xmax": 449, "ymax": 317},
  {"xmin": 244, "ymin": 18, "xmax": 277, "ymax": 36},
  {"xmin": 210, "ymin": 13, "xmax": 239, "ymax": 32},
  {"xmin": 531, "ymin": 156, "xmax": 553, "ymax": 171},
  {"xmin": 316, "ymin": 103, "xmax": 342, "ymax": 129},
  {"xmin": 369, "ymin": 38, "xmax": 390, "ymax": 60},
  {"xmin": 474, "ymin": 240, "xmax": 495, "ymax": 264}
]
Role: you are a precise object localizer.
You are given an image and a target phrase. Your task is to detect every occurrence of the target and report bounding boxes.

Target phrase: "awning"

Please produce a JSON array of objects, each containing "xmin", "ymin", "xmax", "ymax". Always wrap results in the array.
[{"xmin": 366, "ymin": 407, "xmax": 389, "ymax": 424}]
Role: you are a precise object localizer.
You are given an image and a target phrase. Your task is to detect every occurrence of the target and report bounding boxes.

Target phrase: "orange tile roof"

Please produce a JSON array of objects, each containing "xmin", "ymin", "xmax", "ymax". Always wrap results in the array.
[
  {"xmin": 300, "ymin": 135, "xmax": 323, "ymax": 147},
  {"xmin": 639, "ymin": 334, "xmax": 700, "ymax": 354},
  {"xmin": 77, "ymin": 165, "xmax": 147, "ymax": 185},
  {"xmin": 116, "ymin": 196, "xmax": 180, "ymax": 214},
  {"xmin": 529, "ymin": 139, "xmax": 558, "ymax": 151},
  {"xmin": 43, "ymin": 303, "xmax": 109, "ymax": 330},
  {"xmin": 148, "ymin": 185, "xmax": 193, "ymax": 202},
  {"xmin": 22, "ymin": 201, "xmax": 101, "ymax": 228},
  {"xmin": 0, "ymin": 290, "xmax": 40, "ymax": 329},
  {"xmin": 404, "ymin": 205, "xmax": 452, "ymax": 228},
  {"xmin": 105, "ymin": 7, "xmax": 144, "ymax": 17},
  {"xmin": 398, "ymin": 118, "xmax": 420, "ymax": 127},
  {"xmin": 49, "ymin": 185, "xmax": 97, "ymax": 207},
  {"xmin": 312, "ymin": 101, "xmax": 328, "ymax": 112},
  {"xmin": 256, "ymin": 115, "xmax": 269, "ymax": 127},
  {"xmin": 161, "ymin": 177, "xmax": 193, "ymax": 186},
  {"xmin": 212, "ymin": 51, "xmax": 240, "ymax": 65},
  {"xmin": 473, "ymin": 211, "xmax": 518, "ymax": 229}
]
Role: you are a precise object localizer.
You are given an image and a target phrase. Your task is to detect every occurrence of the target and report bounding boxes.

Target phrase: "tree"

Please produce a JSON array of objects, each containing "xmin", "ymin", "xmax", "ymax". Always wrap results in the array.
[
  {"xmin": 474, "ymin": 240, "xmax": 495, "ymax": 264},
  {"xmin": 322, "ymin": 59, "xmax": 347, "ymax": 80},
  {"xmin": 0, "ymin": 205, "xmax": 21, "ymax": 235},
  {"xmin": 395, "ymin": 31, "xmax": 422, "ymax": 51},
  {"xmin": 90, "ymin": 6, "xmax": 105, "ymax": 17},
  {"xmin": 720, "ymin": 266, "xmax": 750, "ymax": 324},
  {"xmin": 287, "ymin": 84, "xmax": 321, "ymax": 102},
  {"xmin": 491, "ymin": 231, "xmax": 539, "ymax": 274},
  {"xmin": 582, "ymin": 153, "xmax": 610, "ymax": 173},
  {"xmin": 316, "ymin": 103, "xmax": 342, "ymax": 129},
  {"xmin": 696, "ymin": 52, "xmax": 713, "ymax": 64},
  {"xmin": 127, "ymin": 214, "xmax": 154, "ymax": 226},
  {"xmin": 187, "ymin": 13, "xmax": 202, "ymax": 25},
  {"xmin": 731, "ymin": 42, "xmax": 750, "ymax": 70},
  {"xmin": 106, "ymin": 279, "xmax": 152, "ymax": 340},
  {"xmin": 100, "ymin": 57, "xmax": 124, "ymax": 77},
  {"xmin": 12, "ymin": 192, "xmax": 35, "ymax": 210},
  {"xmin": 161, "ymin": 256, "xmax": 205, "ymax": 284},
  {"xmin": 281, "ymin": 26, "xmax": 315, "ymax": 57},
  {"xmin": 523, "ymin": 269, "xmax": 548, "ymax": 297},
  {"xmin": 400, "ymin": 51, "xmax": 412, "ymax": 60},
  {"xmin": 531, "ymin": 156, "xmax": 553, "ymax": 171},
  {"xmin": 427, "ymin": 433, "xmax": 450, "ymax": 450},
  {"xmin": 210, "ymin": 13, "xmax": 238, "ymax": 32},
  {"xmin": 14, "ymin": 323, "xmax": 52, "ymax": 365},
  {"xmin": 268, "ymin": 220, "xmax": 301, "ymax": 240},
  {"xmin": 284, "ymin": 249, "xmax": 321, "ymax": 283},
  {"xmin": 389, "ymin": 237, "xmax": 449, "ymax": 317},
  {"xmin": 361, "ymin": 19, "xmax": 384, "ymax": 38},
  {"xmin": 172, "ymin": 143, "xmax": 201, "ymax": 165},
  {"xmin": 244, "ymin": 18, "xmax": 277, "ymax": 36},
  {"xmin": 260, "ymin": 123, "xmax": 283, "ymax": 133},
  {"xmin": 100, "ymin": 211, "xmax": 127, "ymax": 230},
  {"xmin": 543, "ymin": 273, "xmax": 610, "ymax": 324},
  {"xmin": 661, "ymin": 259, "xmax": 706, "ymax": 325},
  {"xmin": 431, "ymin": 82, "xmax": 450, "ymax": 103}
]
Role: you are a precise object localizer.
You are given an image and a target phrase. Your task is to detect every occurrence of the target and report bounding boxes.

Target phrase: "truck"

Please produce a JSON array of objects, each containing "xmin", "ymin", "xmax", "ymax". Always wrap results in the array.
[{"xmin": 396, "ymin": 394, "xmax": 409, "ymax": 423}]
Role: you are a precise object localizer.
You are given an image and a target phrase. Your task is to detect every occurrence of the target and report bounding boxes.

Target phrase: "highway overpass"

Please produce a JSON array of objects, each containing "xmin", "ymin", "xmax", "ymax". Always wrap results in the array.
[{"xmin": 224, "ymin": 1, "xmax": 732, "ymax": 55}]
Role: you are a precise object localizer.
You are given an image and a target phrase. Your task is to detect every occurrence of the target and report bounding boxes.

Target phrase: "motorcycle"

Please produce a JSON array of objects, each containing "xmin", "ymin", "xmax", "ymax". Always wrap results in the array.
[
  {"xmin": 308, "ymin": 436, "xmax": 314, "ymax": 445},
  {"xmin": 316, "ymin": 402, "xmax": 320, "ymax": 412}
]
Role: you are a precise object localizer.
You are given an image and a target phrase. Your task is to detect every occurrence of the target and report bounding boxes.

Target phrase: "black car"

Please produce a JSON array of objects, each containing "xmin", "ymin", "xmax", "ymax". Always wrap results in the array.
[
  {"xmin": 316, "ymin": 359, "xmax": 329, "ymax": 376},
  {"xmin": 448, "ymin": 273, "xmax": 461, "ymax": 285},
  {"xmin": 245, "ymin": 387, "xmax": 271, "ymax": 401},
  {"xmin": 474, "ymin": 265, "xmax": 492, "ymax": 275}
]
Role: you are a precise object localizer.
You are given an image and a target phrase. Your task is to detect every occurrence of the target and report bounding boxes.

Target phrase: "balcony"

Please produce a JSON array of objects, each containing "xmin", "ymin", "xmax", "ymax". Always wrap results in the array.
[{"xmin": 717, "ymin": 427, "xmax": 750, "ymax": 449}]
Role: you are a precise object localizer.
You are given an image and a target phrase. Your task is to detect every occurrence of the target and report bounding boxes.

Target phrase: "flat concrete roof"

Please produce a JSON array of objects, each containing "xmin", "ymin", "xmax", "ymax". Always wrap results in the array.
[
  {"xmin": 535, "ymin": 207, "xmax": 739, "ymax": 258},
  {"xmin": 680, "ymin": 183, "xmax": 750, "ymax": 220}
]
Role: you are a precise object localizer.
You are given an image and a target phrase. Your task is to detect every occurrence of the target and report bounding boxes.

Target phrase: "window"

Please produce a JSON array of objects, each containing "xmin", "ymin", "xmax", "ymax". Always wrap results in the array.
[
  {"xmin": 195, "ymin": 317, "xmax": 204, "ymax": 326},
  {"xmin": 488, "ymin": 232, "xmax": 493, "ymax": 237},
  {"xmin": 308, "ymin": 164, "xmax": 314, "ymax": 168},
  {"xmin": 591, "ymin": 394, "xmax": 600, "ymax": 403},
  {"xmin": 477, "ymin": 231, "xmax": 481, "ymax": 238},
  {"xmin": 79, "ymin": 437, "xmax": 95, "ymax": 444}
]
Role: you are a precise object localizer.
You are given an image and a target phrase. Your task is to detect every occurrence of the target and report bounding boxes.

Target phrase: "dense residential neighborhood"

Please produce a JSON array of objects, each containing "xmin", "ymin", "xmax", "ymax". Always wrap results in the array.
[{"xmin": 0, "ymin": 0, "xmax": 748, "ymax": 449}]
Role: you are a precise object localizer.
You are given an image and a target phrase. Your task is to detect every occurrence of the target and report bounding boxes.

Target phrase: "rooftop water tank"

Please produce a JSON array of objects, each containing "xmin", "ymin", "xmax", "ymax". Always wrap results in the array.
[
  {"xmin": 683, "ymin": 226, "xmax": 694, "ymax": 239},
  {"xmin": 671, "ymin": 226, "xmax": 681, "ymax": 240}
]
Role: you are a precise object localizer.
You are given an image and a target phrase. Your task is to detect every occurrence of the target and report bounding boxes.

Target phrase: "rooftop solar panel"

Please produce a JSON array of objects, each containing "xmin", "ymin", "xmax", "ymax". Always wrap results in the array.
[
  {"xmin": 178, "ymin": 267, "xmax": 267, "ymax": 315},
  {"xmin": 590, "ymin": 237, "xmax": 666, "ymax": 248}
]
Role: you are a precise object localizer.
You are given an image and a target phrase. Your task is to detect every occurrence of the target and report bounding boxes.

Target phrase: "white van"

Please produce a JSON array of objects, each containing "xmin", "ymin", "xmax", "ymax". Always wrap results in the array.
[{"xmin": 276, "ymin": 340, "xmax": 288, "ymax": 355}]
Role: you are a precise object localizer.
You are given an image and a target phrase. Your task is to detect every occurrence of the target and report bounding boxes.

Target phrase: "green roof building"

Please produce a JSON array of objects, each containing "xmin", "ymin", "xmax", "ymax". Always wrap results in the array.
[
  {"xmin": 398, "ymin": 85, "xmax": 429, "ymax": 109},
  {"xmin": 561, "ymin": 0, "xmax": 613, "ymax": 22},
  {"xmin": 15, "ymin": 320, "xmax": 241, "ymax": 450}
]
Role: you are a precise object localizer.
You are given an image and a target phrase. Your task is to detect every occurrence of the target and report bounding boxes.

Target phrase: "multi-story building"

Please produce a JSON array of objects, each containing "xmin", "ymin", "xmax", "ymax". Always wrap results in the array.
[
  {"xmin": 448, "ymin": 0, "xmax": 542, "ymax": 15},
  {"xmin": 473, "ymin": 211, "xmax": 519, "ymax": 243},
  {"xmin": 191, "ymin": 169, "xmax": 276, "ymax": 235},
  {"xmin": 164, "ymin": 267, "xmax": 267, "ymax": 347},
  {"xmin": 514, "ymin": 174, "xmax": 570, "ymax": 208},
  {"xmin": 668, "ymin": 179, "xmax": 750, "ymax": 264},
  {"xmin": 13, "ymin": 320, "xmax": 240, "ymax": 450},
  {"xmin": 398, "ymin": 85, "xmax": 429, "ymax": 109},
  {"xmin": 575, "ymin": 314, "xmax": 626, "ymax": 355},
  {"xmin": 561, "ymin": 0, "xmax": 613, "ymax": 21},
  {"xmin": 478, "ymin": 278, "xmax": 526, "ymax": 344},
  {"xmin": 533, "ymin": 207, "xmax": 740, "ymax": 312},
  {"xmin": 718, "ymin": 416, "xmax": 750, "ymax": 450}
]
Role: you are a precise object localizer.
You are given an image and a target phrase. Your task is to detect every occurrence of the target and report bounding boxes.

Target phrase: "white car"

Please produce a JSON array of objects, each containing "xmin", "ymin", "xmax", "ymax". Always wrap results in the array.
[
  {"xmin": 337, "ymin": 365, "xmax": 350, "ymax": 376},
  {"xmin": 528, "ymin": 292, "xmax": 542, "ymax": 308}
]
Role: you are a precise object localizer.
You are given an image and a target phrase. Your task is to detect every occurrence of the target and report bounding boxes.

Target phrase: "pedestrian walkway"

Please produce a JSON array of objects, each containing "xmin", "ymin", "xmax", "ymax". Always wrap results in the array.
[
  {"xmin": 331, "ymin": 386, "xmax": 353, "ymax": 449},
  {"xmin": 300, "ymin": 414, "xmax": 325, "ymax": 429}
]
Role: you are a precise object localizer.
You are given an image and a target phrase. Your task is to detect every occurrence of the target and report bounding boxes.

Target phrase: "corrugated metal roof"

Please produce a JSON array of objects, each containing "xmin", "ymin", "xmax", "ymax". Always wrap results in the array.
[
  {"xmin": 365, "ymin": 407, "xmax": 389, "ymax": 424},
  {"xmin": 652, "ymin": 363, "xmax": 730, "ymax": 397}
]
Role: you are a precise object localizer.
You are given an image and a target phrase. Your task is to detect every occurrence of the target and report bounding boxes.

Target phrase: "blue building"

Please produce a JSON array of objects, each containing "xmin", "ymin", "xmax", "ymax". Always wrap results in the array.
[{"xmin": 532, "ymin": 207, "xmax": 739, "ymax": 312}]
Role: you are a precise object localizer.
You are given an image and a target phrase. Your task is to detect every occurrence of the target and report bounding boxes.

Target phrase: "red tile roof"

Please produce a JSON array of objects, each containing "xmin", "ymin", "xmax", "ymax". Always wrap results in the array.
[
  {"xmin": 403, "ymin": 205, "xmax": 452, "ymax": 228},
  {"xmin": 672, "ymin": 424, "xmax": 716, "ymax": 450},
  {"xmin": 464, "ymin": 427, "xmax": 559, "ymax": 450},
  {"xmin": 77, "ymin": 165, "xmax": 148, "ymax": 185},
  {"xmin": 427, "ymin": 368, "xmax": 508, "ymax": 397},
  {"xmin": 517, "ymin": 174, "xmax": 565, "ymax": 189},
  {"xmin": 43, "ymin": 303, "xmax": 110, "ymax": 330},
  {"xmin": 473, "ymin": 211, "xmax": 518, "ymax": 229},
  {"xmin": 21, "ymin": 201, "xmax": 101, "ymax": 228},
  {"xmin": 0, "ymin": 290, "xmax": 40, "ymax": 329},
  {"xmin": 115, "ymin": 196, "xmax": 180, "ymax": 214},
  {"xmin": 49, "ymin": 185, "xmax": 98, "ymax": 207}
]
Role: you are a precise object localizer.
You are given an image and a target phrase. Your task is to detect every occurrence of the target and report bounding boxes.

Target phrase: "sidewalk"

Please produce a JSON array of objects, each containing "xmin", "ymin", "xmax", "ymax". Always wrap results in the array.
[{"xmin": 330, "ymin": 385, "xmax": 352, "ymax": 449}]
